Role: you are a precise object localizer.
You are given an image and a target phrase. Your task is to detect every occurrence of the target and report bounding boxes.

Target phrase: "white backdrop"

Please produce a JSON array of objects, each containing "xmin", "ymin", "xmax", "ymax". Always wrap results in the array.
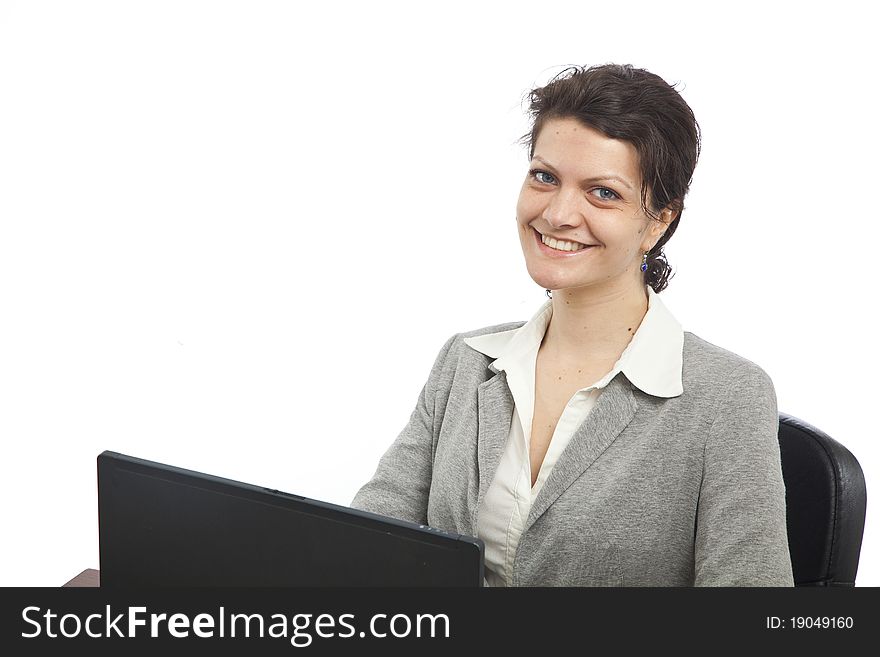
[{"xmin": 1, "ymin": 0, "xmax": 876, "ymax": 586}]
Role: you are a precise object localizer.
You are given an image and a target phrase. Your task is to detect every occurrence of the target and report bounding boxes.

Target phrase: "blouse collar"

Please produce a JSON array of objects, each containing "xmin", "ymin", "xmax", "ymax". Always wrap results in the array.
[{"xmin": 463, "ymin": 286, "xmax": 684, "ymax": 398}]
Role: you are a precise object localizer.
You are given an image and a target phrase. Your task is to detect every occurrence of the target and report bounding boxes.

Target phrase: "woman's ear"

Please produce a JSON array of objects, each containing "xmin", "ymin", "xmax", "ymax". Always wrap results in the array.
[
  {"xmin": 660, "ymin": 203, "xmax": 678, "ymax": 227},
  {"xmin": 649, "ymin": 206, "xmax": 673, "ymax": 236},
  {"xmin": 646, "ymin": 203, "xmax": 677, "ymax": 249}
]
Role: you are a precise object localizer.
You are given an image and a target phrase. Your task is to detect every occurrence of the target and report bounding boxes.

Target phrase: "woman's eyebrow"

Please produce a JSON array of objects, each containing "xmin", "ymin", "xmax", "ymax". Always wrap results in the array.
[{"xmin": 532, "ymin": 155, "xmax": 634, "ymax": 191}]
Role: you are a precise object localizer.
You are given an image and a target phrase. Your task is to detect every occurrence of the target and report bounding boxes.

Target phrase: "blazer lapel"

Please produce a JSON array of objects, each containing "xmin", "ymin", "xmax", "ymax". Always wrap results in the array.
[
  {"xmin": 471, "ymin": 365, "xmax": 514, "ymax": 531},
  {"xmin": 525, "ymin": 374, "xmax": 638, "ymax": 532}
]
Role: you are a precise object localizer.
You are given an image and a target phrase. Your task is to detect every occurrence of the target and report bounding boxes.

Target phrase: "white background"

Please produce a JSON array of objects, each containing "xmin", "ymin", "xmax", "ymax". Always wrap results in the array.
[{"xmin": 1, "ymin": 0, "xmax": 876, "ymax": 586}]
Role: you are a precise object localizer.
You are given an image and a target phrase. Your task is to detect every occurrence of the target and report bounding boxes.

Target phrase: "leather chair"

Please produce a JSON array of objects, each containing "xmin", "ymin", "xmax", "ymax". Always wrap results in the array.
[{"xmin": 778, "ymin": 413, "xmax": 867, "ymax": 586}]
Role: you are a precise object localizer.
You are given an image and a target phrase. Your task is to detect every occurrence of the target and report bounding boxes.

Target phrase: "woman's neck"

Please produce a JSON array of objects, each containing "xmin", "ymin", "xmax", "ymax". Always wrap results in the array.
[{"xmin": 541, "ymin": 283, "xmax": 649, "ymax": 363}]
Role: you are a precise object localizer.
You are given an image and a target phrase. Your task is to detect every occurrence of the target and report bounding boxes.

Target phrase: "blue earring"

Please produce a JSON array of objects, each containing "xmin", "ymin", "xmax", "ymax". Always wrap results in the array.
[{"xmin": 640, "ymin": 252, "xmax": 648, "ymax": 272}]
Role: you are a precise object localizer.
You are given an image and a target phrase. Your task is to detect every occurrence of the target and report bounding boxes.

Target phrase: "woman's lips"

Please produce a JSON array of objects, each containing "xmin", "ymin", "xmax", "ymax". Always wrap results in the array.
[{"xmin": 533, "ymin": 228, "xmax": 596, "ymax": 257}]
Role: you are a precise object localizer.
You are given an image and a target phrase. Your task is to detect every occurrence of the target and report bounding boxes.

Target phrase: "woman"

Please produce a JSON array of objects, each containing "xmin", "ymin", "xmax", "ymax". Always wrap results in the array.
[{"xmin": 351, "ymin": 64, "xmax": 794, "ymax": 587}]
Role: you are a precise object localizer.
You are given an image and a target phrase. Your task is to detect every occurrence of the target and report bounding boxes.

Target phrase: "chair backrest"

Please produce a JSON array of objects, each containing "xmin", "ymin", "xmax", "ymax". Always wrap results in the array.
[{"xmin": 777, "ymin": 413, "xmax": 867, "ymax": 586}]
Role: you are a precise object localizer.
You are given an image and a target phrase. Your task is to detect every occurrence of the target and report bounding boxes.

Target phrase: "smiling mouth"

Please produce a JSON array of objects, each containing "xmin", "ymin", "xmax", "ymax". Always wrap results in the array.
[{"xmin": 533, "ymin": 228, "xmax": 594, "ymax": 252}]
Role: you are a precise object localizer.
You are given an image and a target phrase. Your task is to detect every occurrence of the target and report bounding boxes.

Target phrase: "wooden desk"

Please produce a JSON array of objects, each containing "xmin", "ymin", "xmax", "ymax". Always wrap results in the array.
[{"xmin": 63, "ymin": 568, "xmax": 100, "ymax": 587}]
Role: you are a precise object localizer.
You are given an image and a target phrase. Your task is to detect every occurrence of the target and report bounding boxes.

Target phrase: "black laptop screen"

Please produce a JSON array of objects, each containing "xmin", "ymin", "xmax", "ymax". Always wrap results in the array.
[{"xmin": 98, "ymin": 451, "xmax": 484, "ymax": 587}]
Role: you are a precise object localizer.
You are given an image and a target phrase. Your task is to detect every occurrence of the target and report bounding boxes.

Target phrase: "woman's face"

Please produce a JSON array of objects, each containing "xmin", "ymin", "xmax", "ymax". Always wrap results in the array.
[{"xmin": 516, "ymin": 116, "xmax": 673, "ymax": 297}]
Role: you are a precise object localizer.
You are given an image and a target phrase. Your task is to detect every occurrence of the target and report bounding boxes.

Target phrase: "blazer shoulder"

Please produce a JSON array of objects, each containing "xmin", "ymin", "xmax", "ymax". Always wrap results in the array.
[
  {"xmin": 683, "ymin": 331, "xmax": 774, "ymax": 390},
  {"xmin": 459, "ymin": 320, "xmax": 526, "ymax": 339}
]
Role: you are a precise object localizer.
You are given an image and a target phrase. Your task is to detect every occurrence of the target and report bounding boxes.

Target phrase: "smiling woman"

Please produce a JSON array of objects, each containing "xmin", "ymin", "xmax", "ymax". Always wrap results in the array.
[
  {"xmin": 518, "ymin": 118, "xmax": 675, "ymax": 299},
  {"xmin": 350, "ymin": 64, "xmax": 794, "ymax": 587}
]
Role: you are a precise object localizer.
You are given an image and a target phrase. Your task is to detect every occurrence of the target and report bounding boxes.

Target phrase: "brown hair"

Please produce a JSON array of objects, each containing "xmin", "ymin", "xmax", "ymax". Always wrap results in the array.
[{"xmin": 518, "ymin": 64, "xmax": 701, "ymax": 292}]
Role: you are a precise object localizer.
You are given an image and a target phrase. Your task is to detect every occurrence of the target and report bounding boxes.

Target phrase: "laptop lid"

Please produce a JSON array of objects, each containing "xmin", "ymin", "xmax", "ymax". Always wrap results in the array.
[{"xmin": 97, "ymin": 451, "xmax": 484, "ymax": 586}]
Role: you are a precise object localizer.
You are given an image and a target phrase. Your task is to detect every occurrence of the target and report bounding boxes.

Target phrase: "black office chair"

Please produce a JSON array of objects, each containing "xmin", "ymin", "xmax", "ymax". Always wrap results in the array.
[{"xmin": 778, "ymin": 413, "xmax": 867, "ymax": 586}]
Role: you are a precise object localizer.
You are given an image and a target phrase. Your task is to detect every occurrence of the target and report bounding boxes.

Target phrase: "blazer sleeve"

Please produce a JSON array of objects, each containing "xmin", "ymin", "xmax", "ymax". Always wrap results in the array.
[
  {"xmin": 694, "ymin": 363, "xmax": 795, "ymax": 586},
  {"xmin": 349, "ymin": 332, "xmax": 458, "ymax": 524}
]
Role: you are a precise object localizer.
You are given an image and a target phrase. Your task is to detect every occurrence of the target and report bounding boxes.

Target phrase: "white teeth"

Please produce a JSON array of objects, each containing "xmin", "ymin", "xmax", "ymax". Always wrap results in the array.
[{"xmin": 541, "ymin": 234, "xmax": 587, "ymax": 252}]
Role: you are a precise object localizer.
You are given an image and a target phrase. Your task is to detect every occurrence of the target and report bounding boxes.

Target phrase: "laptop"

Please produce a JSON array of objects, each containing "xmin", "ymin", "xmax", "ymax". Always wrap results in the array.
[{"xmin": 97, "ymin": 451, "xmax": 484, "ymax": 586}]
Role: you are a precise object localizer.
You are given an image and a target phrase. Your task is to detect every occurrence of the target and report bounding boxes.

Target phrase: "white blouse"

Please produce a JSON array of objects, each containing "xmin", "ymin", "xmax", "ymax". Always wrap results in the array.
[{"xmin": 462, "ymin": 286, "xmax": 685, "ymax": 586}]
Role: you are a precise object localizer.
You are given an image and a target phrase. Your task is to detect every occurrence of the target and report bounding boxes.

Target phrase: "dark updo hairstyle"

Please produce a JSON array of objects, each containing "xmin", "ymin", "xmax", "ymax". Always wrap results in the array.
[{"xmin": 518, "ymin": 63, "xmax": 701, "ymax": 293}]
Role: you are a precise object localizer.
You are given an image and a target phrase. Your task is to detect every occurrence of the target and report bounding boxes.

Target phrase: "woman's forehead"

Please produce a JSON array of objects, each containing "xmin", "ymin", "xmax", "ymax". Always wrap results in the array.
[{"xmin": 534, "ymin": 118, "xmax": 641, "ymax": 189}]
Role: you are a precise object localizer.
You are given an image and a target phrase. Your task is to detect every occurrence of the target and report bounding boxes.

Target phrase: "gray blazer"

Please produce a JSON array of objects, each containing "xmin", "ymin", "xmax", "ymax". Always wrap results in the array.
[{"xmin": 351, "ymin": 323, "xmax": 795, "ymax": 587}]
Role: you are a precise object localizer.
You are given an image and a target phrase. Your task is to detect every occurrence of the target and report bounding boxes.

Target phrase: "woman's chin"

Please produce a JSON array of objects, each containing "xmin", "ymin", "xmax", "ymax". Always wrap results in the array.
[
  {"xmin": 528, "ymin": 269, "xmax": 593, "ymax": 292},
  {"xmin": 532, "ymin": 279, "xmax": 586, "ymax": 293}
]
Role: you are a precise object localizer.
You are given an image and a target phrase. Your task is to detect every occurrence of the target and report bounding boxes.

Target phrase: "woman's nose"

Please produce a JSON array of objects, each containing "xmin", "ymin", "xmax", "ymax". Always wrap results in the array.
[{"xmin": 541, "ymin": 187, "xmax": 583, "ymax": 229}]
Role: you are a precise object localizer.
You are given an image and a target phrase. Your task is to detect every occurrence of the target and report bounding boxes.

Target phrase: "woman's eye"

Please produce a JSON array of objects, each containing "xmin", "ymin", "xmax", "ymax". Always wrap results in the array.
[
  {"xmin": 529, "ymin": 169, "xmax": 556, "ymax": 184},
  {"xmin": 592, "ymin": 187, "xmax": 620, "ymax": 201},
  {"xmin": 529, "ymin": 169, "xmax": 620, "ymax": 202}
]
